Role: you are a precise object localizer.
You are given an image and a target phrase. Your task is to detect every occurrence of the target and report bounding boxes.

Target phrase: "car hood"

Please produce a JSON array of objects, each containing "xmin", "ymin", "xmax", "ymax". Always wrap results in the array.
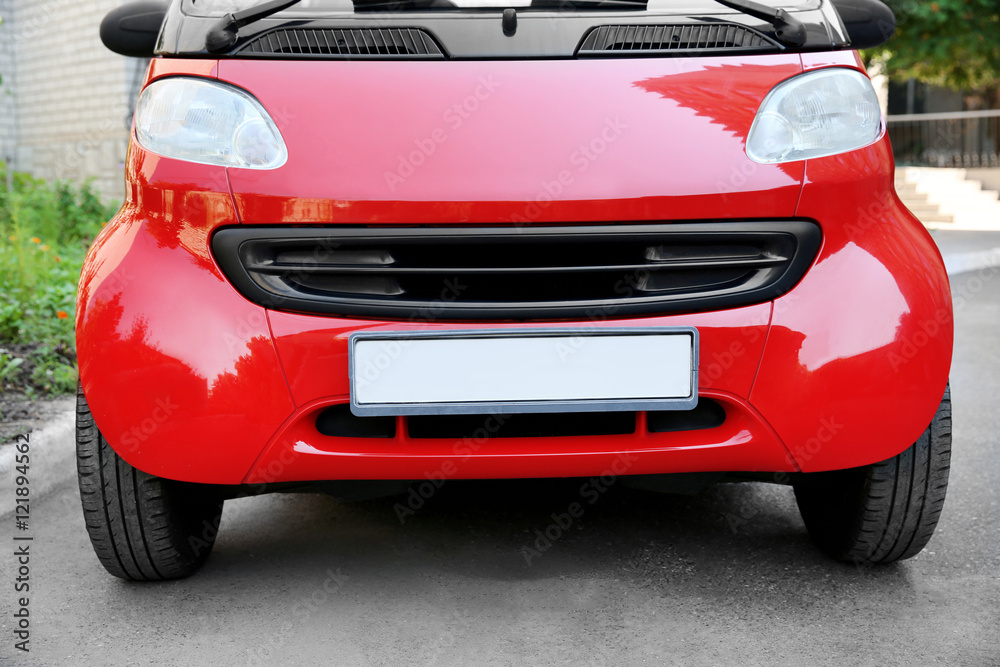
[{"xmin": 214, "ymin": 55, "xmax": 806, "ymax": 224}]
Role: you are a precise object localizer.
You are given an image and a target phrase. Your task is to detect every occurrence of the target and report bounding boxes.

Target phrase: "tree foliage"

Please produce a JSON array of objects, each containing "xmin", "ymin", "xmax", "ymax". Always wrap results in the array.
[{"xmin": 867, "ymin": 0, "xmax": 1000, "ymax": 91}]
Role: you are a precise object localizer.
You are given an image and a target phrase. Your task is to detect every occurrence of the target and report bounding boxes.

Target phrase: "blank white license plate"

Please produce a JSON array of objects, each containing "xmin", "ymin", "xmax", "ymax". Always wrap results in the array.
[{"xmin": 349, "ymin": 328, "xmax": 698, "ymax": 416}]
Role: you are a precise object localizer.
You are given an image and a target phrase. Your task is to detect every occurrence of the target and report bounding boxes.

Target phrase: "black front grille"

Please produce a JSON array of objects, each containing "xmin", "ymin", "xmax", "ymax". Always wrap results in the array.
[
  {"xmin": 577, "ymin": 24, "xmax": 780, "ymax": 56},
  {"xmin": 237, "ymin": 28, "xmax": 445, "ymax": 59},
  {"xmin": 212, "ymin": 222, "xmax": 821, "ymax": 320},
  {"xmin": 408, "ymin": 411, "xmax": 637, "ymax": 439},
  {"xmin": 311, "ymin": 399, "xmax": 726, "ymax": 440}
]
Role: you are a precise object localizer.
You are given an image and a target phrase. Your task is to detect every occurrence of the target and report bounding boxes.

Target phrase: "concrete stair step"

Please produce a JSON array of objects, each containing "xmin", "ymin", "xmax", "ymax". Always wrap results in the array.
[
  {"xmin": 940, "ymin": 204, "xmax": 1000, "ymax": 214},
  {"xmin": 904, "ymin": 202, "xmax": 944, "ymax": 214},
  {"xmin": 895, "ymin": 185, "xmax": 925, "ymax": 197},
  {"xmin": 896, "ymin": 166, "xmax": 1000, "ymax": 229},
  {"xmin": 951, "ymin": 213, "xmax": 1000, "ymax": 230},
  {"xmin": 915, "ymin": 214, "xmax": 955, "ymax": 224}
]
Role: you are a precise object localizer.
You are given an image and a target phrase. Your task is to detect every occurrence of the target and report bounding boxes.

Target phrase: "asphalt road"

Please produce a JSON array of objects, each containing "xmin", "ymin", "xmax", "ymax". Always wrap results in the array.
[{"xmin": 3, "ymin": 236, "xmax": 999, "ymax": 667}]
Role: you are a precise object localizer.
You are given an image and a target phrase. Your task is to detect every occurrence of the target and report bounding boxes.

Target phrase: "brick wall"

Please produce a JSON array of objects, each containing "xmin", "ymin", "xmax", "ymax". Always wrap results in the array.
[
  {"xmin": 2, "ymin": 0, "xmax": 148, "ymax": 201},
  {"xmin": 0, "ymin": 0, "xmax": 19, "ymax": 172}
]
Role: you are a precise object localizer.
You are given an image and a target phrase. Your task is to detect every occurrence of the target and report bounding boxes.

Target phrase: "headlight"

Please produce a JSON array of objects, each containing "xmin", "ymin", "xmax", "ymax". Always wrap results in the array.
[
  {"xmin": 746, "ymin": 68, "xmax": 882, "ymax": 164},
  {"xmin": 134, "ymin": 77, "xmax": 288, "ymax": 170}
]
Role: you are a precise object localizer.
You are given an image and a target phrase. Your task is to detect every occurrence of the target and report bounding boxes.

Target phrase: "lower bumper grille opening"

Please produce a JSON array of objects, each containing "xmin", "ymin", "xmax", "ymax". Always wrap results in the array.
[
  {"xmin": 314, "ymin": 398, "xmax": 726, "ymax": 440},
  {"xmin": 408, "ymin": 411, "xmax": 636, "ymax": 439},
  {"xmin": 316, "ymin": 404, "xmax": 396, "ymax": 438},
  {"xmin": 647, "ymin": 398, "xmax": 726, "ymax": 433}
]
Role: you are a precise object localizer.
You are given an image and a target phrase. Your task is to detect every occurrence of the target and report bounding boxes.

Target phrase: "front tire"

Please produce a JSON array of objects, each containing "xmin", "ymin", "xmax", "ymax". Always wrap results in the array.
[
  {"xmin": 793, "ymin": 385, "xmax": 951, "ymax": 565},
  {"xmin": 76, "ymin": 386, "xmax": 224, "ymax": 580}
]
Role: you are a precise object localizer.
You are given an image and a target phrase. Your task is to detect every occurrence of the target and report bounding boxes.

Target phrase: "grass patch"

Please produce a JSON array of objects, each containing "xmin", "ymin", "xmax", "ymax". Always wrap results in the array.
[{"xmin": 0, "ymin": 162, "xmax": 118, "ymax": 398}]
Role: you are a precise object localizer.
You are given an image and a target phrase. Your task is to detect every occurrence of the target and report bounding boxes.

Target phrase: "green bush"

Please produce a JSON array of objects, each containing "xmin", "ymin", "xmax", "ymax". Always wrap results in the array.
[{"xmin": 0, "ymin": 161, "xmax": 118, "ymax": 397}]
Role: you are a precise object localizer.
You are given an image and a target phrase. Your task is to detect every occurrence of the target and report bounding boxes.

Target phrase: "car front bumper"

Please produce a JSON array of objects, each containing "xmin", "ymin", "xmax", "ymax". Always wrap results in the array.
[
  {"xmin": 76, "ymin": 54, "xmax": 952, "ymax": 485},
  {"xmin": 77, "ymin": 139, "xmax": 951, "ymax": 486}
]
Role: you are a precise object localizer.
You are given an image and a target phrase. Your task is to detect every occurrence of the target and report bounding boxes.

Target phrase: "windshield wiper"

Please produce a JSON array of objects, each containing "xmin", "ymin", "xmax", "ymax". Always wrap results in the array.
[
  {"xmin": 206, "ymin": 0, "xmax": 304, "ymax": 53},
  {"xmin": 351, "ymin": 0, "xmax": 647, "ymax": 10},
  {"xmin": 708, "ymin": 0, "xmax": 806, "ymax": 46},
  {"xmin": 530, "ymin": 0, "xmax": 649, "ymax": 7},
  {"xmin": 203, "ymin": 0, "xmax": 802, "ymax": 48}
]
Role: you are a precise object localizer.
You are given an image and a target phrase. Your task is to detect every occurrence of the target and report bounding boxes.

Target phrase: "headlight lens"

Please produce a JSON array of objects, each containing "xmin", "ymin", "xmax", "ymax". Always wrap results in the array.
[
  {"xmin": 134, "ymin": 77, "xmax": 287, "ymax": 170},
  {"xmin": 746, "ymin": 68, "xmax": 882, "ymax": 164}
]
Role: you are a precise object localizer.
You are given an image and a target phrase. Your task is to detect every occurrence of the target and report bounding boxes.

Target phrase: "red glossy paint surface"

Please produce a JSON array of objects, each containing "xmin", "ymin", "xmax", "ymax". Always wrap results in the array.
[
  {"xmin": 800, "ymin": 50, "xmax": 865, "ymax": 72},
  {"xmin": 750, "ymin": 136, "xmax": 952, "ymax": 472},
  {"xmin": 76, "ymin": 147, "xmax": 295, "ymax": 484},
  {"xmin": 267, "ymin": 306, "xmax": 771, "ymax": 410},
  {"xmin": 76, "ymin": 53, "xmax": 953, "ymax": 484},
  {"xmin": 244, "ymin": 392, "xmax": 794, "ymax": 484},
  {"xmin": 218, "ymin": 56, "xmax": 804, "ymax": 224},
  {"xmin": 145, "ymin": 57, "xmax": 218, "ymax": 83}
]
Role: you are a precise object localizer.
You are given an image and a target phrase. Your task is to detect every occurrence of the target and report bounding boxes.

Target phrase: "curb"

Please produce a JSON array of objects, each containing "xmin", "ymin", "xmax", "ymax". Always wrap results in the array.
[
  {"xmin": 943, "ymin": 248, "xmax": 1000, "ymax": 276},
  {"xmin": 3, "ymin": 247, "xmax": 1000, "ymax": 513},
  {"xmin": 0, "ymin": 409, "xmax": 76, "ymax": 518}
]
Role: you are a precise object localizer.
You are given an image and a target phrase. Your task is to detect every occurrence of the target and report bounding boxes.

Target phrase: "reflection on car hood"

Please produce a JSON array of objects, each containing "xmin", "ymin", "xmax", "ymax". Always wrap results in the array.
[{"xmin": 207, "ymin": 55, "xmax": 808, "ymax": 224}]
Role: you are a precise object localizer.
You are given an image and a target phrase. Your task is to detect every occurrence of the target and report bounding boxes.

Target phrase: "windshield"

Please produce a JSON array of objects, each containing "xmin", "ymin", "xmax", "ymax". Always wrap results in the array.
[{"xmin": 186, "ymin": 0, "xmax": 811, "ymax": 14}]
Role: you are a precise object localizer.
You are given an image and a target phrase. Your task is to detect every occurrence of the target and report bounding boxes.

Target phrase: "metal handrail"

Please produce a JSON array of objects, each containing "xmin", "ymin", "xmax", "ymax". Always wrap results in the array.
[
  {"xmin": 887, "ymin": 109, "xmax": 1000, "ymax": 122},
  {"xmin": 886, "ymin": 109, "xmax": 1000, "ymax": 168}
]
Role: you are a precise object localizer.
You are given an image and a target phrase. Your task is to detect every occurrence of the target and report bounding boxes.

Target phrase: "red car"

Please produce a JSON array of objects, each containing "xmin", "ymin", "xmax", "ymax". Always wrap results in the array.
[{"xmin": 79, "ymin": 0, "xmax": 952, "ymax": 580}]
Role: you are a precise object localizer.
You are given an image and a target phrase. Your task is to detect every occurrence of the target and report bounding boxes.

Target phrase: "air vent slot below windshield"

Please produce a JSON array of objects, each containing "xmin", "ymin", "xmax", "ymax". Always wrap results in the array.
[
  {"xmin": 237, "ymin": 27, "xmax": 445, "ymax": 59},
  {"xmin": 577, "ymin": 23, "xmax": 781, "ymax": 56}
]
